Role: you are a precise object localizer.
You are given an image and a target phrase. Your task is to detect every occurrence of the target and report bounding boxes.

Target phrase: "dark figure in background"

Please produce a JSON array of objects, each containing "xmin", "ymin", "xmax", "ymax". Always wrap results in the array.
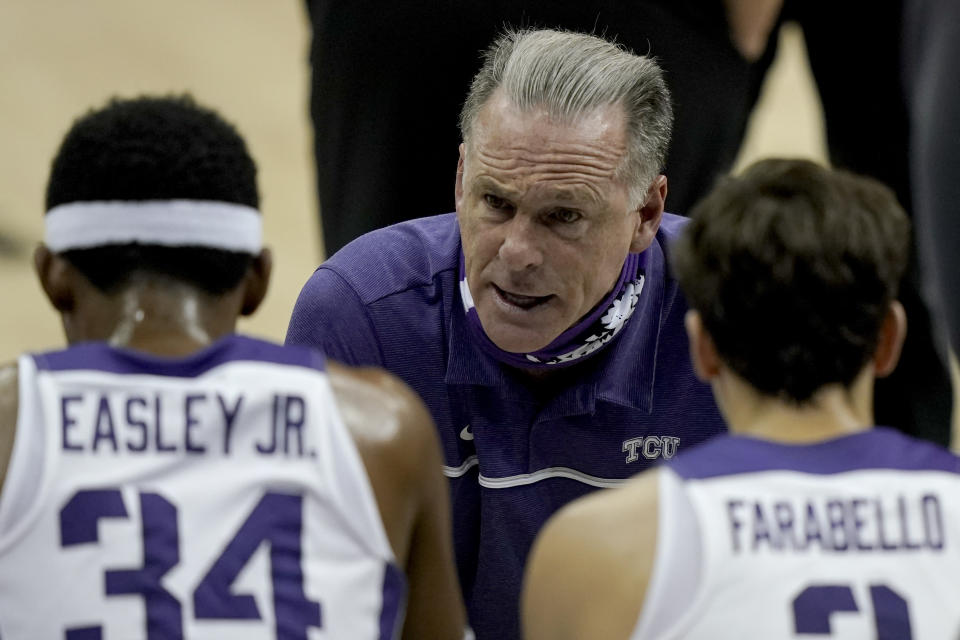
[
  {"xmin": 902, "ymin": 0, "xmax": 960, "ymax": 450},
  {"xmin": 305, "ymin": 0, "xmax": 952, "ymax": 446},
  {"xmin": 773, "ymin": 0, "xmax": 952, "ymax": 447},
  {"xmin": 306, "ymin": 0, "xmax": 777, "ymax": 255}
]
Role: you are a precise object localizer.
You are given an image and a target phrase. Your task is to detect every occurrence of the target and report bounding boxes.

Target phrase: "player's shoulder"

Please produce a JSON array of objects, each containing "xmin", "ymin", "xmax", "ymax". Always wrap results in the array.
[
  {"xmin": 319, "ymin": 213, "xmax": 461, "ymax": 305},
  {"xmin": 325, "ymin": 360, "xmax": 436, "ymax": 475},
  {"xmin": 524, "ymin": 470, "xmax": 660, "ymax": 640},
  {"xmin": 545, "ymin": 469, "xmax": 659, "ymax": 556}
]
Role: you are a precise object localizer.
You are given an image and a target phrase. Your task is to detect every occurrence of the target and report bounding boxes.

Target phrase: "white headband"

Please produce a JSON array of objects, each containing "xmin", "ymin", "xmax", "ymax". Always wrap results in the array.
[{"xmin": 44, "ymin": 200, "xmax": 263, "ymax": 253}]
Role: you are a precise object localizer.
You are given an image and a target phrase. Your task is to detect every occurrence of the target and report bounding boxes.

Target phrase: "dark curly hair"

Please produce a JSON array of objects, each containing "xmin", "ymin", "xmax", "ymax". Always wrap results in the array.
[
  {"xmin": 672, "ymin": 158, "xmax": 910, "ymax": 404},
  {"xmin": 45, "ymin": 94, "xmax": 260, "ymax": 295}
]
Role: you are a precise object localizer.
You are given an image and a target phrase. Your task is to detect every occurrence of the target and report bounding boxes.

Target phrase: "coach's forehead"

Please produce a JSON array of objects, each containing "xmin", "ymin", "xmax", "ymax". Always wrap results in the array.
[{"xmin": 467, "ymin": 92, "xmax": 628, "ymax": 178}]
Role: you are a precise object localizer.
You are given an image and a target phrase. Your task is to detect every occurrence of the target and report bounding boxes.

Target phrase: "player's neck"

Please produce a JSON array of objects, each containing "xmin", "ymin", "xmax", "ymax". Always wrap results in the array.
[
  {"xmin": 66, "ymin": 279, "xmax": 241, "ymax": 357},
  {"xmin": 718, "ymin": 368, "xmax": 875, "ymax": 444}
]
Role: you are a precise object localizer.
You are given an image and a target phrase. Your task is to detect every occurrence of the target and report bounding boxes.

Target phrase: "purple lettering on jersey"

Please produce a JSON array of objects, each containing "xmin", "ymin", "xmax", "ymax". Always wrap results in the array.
[
  {"xmin": 194, "ymin": 492, "xmax": 322, "ymax": 638},
  {"xmin": 92, "ymin": 396, "xmax": 118, "ymax": 453},
  {"xmin": 793, "ymin": 585, "xmax": 859, "ymax": 633},
  {"xmin": 60, "ymin": 489, "xmax": 128, "ymax": 546},
  {"xmin": 774, "ymin": 502, "xmax": 797, "ymax": 548},
  {"xmin": 752, "ymin": 502, "xmax": 776, "ymax": 551},
  {"xmin": 184, "ymin": 394, "xmax": 207, "ymax": 454},
  {"xmin": 876, "ymin": 499, "xmax": 899, "ymax": 551},
  {"xmin": 922, "ymin": 495, "xmax": 945, "ymax": 550},
  {"xmin": 126, "ymin": 397, "xmax": 149, "ymax": 452},
  {"xmin": 283, "ymin": 395, "xmax": 306, "ymax": 456},
  {"xmin": 218, "ymin": 394, "xmax": 244, "ymax": 455},
  {"xmin": 826, "ymin": 500, "xmax": 849, "ymax": 551},
  {"xmin": 60, "ymin": 391, "xmax": 271, "ymax": 457},
  {"xmin": 727, "ymin": 500, "xmax": 744, "ymax": 553},
  {"xmin": 154, "ymin": 395, "xmax": 176, "ymax": 453},
  {"xmin": 59, "ymin": 489, "xmax": 134, "ymax": 640},
  {"xmin": 850, "ymin": 498, "xmax": 871, "ymax": 551},
  {"xmin": 870, "ymin": 585, "xmax": 913, "ymax": 640},
  {"xmin": 804, "ymin": 502, "xmax": 823, "ymax": 548},
  {"xmin": 728, "ymin": 494, "xmax": 947, "ymax": 554},
  {"xmin": 251, "ymin": 394, "xmax": 312, "ymax": 459},
  {"xmin": 105, "ymin": 493, "xmax": 183, "ymax": 639},
  {"xmin": 793, "ymin": 584, "xmax": 913, "ymax": 638},
  {"xmin": 899, "ymin": 496, "xmax": 922, "ymax": 550},
  {"xmin": 257, "ymin": 396, "xmax": 280, "ymax": 455},
  {"xmin": 850, "ymin": 498, "xmax": 875, "ymax": 551},
  {"xmin": 61, "ymin": 395, "xmax": 84, "ymax": 451}
]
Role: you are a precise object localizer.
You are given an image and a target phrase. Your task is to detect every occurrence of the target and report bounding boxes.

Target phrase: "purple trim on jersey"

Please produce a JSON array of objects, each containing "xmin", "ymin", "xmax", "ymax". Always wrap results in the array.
[
  {"xmin": 379, "ymin": 562, "xmax": 407, "ymax": 640},
  {"xmin": 32, "ymin": 334, "xmax": 326, "ymax": 377},
  {"xmin": 669, "ymin": 428, "xmax": 960, "ymax": 479}
]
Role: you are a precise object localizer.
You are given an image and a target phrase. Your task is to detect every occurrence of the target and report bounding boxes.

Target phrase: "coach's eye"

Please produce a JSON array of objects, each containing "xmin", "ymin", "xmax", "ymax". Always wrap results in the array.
[
  {"xmin": 550, "ymin": 209, "xmax": 582, "ymax": 224},
  {"xmin": 483, "ymin": 194, "xmax": 512, "ymax": 211}
]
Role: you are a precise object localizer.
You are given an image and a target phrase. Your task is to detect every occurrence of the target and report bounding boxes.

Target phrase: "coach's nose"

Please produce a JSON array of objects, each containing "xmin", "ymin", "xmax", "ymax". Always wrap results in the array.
[{"xmin": 497, "ymin": 215, "xmax": 543, "ymax": 272}]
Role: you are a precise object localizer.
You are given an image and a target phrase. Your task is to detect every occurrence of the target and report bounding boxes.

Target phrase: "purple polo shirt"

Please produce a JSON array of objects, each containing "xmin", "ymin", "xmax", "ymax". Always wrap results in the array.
[{"xmin": 286, "ymin": 213, "xmax": 725, "ymax": 640}]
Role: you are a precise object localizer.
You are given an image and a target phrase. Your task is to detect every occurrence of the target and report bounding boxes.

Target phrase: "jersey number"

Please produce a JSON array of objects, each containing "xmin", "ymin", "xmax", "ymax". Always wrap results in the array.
[
  {"xmin": 792, "ymin": 583, "xmax": 911, "ymax": 638},
  {"xmin": 59, "ymin": 489, "xmax": 321, "ymax": 639}
]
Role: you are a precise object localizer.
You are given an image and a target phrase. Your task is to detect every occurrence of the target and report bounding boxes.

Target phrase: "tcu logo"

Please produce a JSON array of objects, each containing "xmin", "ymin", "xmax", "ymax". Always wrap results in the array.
[{"xmin": 622, "ymin": 436, "xmax": 680, "ymax": 463}]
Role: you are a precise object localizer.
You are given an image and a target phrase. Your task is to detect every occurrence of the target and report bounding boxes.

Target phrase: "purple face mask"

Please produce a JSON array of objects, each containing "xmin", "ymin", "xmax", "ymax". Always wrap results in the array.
[{"xmin": 459, "ymin": 249, "xmax": 646, "ymax": 369}]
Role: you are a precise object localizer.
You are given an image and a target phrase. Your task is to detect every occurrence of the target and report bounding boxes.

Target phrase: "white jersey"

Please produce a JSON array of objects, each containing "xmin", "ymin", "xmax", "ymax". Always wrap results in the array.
[
  {"xmin": 633, "ymin": 428, "xmax": 960, "ymax": 640},
  {"xmin": 0, "ymin": 335, "xmax": 404, "ymax": 640}
]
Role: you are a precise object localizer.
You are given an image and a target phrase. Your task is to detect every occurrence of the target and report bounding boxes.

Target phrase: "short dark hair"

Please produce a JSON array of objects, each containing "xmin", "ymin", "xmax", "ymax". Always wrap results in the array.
[
  {"xmin": 45, "ymin": 94, "xmax": 260, "ymax": 295},
  {"xmin": 672, "ymin": 158, "xmax": 910, "ymax": 403}
]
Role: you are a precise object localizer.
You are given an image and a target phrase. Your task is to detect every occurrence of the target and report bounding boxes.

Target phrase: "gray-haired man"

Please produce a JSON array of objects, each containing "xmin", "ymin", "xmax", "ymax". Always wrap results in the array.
[{"xmin": 287, "ymin": 29, "xmax": 725, "ymax": 639}]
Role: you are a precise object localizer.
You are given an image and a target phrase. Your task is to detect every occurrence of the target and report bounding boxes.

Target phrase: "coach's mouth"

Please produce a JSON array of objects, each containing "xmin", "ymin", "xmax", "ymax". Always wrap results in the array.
[{"xmin": 493, "ymin": 285, "xmax": 554, "ymax": 311}]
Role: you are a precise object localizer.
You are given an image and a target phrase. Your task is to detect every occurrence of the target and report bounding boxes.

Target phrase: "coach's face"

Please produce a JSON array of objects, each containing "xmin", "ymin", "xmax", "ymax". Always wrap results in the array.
[{"xmin": 456, "ymin": 92, "xmax": 665, "ymax": 354}]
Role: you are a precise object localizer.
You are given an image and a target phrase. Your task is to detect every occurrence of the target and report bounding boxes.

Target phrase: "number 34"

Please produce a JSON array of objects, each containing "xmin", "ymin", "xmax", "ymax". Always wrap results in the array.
[{"xmin": 60, "ymin": 489, "xmax": 321, "ymax": 640}]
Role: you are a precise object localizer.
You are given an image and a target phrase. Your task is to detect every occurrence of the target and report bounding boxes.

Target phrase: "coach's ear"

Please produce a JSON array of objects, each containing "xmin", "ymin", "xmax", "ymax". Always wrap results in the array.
[
  {"xmin": 240, "ymin": 248, "xmax": 272, "ymax": 316},
  {"xmin": 628, "ymin": 175, "xmax": 667, "ymax": 254},
  {"xmin": 455, "ymin": 143, "xmax": 466, "ymax": 214},
  {"xmin": 34, "ymin": 244, "xmax": 76, "ymax": 312},
  {"xmin": 874, "ymin": 300, "xmax": 907, "ymax": 378},
  {"xmin": 685, "ymin": 310, "xmax": 721, "ymax": 382}
]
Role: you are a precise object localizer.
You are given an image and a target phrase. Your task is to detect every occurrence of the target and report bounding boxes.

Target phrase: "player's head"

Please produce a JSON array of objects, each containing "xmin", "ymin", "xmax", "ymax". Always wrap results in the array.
[
  {"xmin": 37, "ymin": 95, "xmax": 270, "ymax": 339},
  {"xmin": 673, "ymin": 158, "xmax": 910, "ymax": 404},
  {"xmin": 460, "ymin": 28, "xmax": 673, "ymax": 205}
]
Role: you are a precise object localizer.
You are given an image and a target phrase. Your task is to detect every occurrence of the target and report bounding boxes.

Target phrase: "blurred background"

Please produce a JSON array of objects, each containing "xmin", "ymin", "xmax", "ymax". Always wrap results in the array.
[{"xmin": 0, "ymin": 1, "xmax": 825, "ymax": 363}]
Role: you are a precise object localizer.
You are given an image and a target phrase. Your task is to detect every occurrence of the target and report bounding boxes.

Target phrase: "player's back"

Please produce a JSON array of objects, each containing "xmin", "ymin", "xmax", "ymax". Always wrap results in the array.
[
  {"xmin": 0, "ymin": 335, "xmax": 404, "ymax": 639},
  {"xmin": 635, "ymin": 428, "xmax": 960, "ymax": 639}
]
